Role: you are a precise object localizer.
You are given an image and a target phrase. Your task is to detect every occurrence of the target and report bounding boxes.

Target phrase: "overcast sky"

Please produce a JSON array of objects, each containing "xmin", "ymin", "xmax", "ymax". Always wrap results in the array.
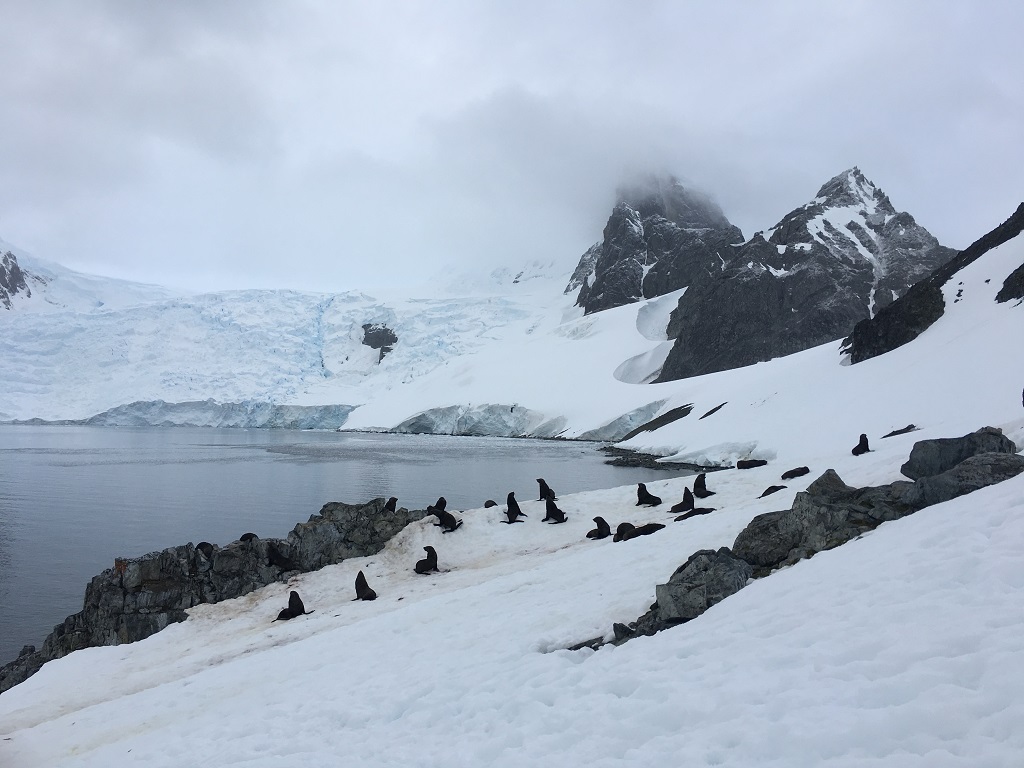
[{"xmin": 1, "ymin": 1, "xmax": 1021, "ymax": 293}]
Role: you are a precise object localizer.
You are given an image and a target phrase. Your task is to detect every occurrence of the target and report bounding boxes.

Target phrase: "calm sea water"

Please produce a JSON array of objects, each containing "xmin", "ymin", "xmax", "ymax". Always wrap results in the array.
[{"xmin": 0, "ymin": 425, "xmax": 687, "ymax": 664}]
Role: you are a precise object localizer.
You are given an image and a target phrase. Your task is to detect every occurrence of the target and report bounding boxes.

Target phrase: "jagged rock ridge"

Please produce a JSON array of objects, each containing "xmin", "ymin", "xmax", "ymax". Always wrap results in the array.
[
  {"xmin": 1, "ymin": 251, "xmax": 31, "ymax": 309},
  {"xmin": 656, "ymin": 168, "xmax": 954, "ymax": 381},
  {"xmin": 568, "ymin": 176, "xmax": 744, "ymax": 314}
]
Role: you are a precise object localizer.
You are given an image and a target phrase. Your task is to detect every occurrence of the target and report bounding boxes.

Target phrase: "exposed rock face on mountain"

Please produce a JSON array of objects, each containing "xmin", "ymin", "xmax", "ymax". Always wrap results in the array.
[
  {"xmin": 0, "ymin": 497, "xmax": 428, "ymax": 693},
  {"xmin": 567, "ymin": 176, "xmax": 744, "ymax": 314},
  {"xmin": 1, "ymin": 251, "xmax": 31, "ymax": 309},
  {"xmin": 361, "ymin": 323, "xmax": 398, "ymax": 362},
  {"xmin": 843, "ymin": 203, "xmax": 1024, "ymax": 364},
  {"xmin": 657, "ymin": 168, "xmax": 954, "ymax": 381}
]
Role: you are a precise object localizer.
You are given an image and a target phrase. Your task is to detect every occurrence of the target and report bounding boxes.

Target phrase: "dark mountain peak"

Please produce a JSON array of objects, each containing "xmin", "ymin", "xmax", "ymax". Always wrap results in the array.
[
  {"xmin": 812, "ymin": 167, "xmax": 894, "ymax": 214},
  {"xmin": 616, "ymin": 175, "xmax": 731, "ymax": 231}
]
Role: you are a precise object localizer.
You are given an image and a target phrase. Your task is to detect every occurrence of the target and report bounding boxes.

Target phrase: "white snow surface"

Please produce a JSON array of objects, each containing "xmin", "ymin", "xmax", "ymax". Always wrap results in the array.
[{"xmin": 2, "ymin": 234, "xmax": 1024, "ymax": 765}]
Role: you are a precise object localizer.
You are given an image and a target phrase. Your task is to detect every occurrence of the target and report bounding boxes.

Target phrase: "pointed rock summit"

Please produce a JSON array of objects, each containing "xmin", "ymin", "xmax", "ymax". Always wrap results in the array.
[
  {"xmin": 656, "ymin": 168, "xmax": 954, "ymax": 381},
  {"xmin": 1, "ymin": 251, "xmax": 31, "ymax": 309},
  {"xmin": 566, "ymin": 175, "xmax": 744, "ymax": 313}
]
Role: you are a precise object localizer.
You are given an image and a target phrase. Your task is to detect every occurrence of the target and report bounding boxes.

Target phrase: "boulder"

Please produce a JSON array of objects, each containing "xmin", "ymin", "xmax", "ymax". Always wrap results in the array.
[
  {"xmin": 900, "ymin": 426, "xmax": 1017, "ymax": 479},
  {"xmin": 655, "ymin": 548, "xmax": 752, "ymax": 623},
  {"xmin": 902, "ymin": 452, "xmax": 1024, "ymax": 508}
]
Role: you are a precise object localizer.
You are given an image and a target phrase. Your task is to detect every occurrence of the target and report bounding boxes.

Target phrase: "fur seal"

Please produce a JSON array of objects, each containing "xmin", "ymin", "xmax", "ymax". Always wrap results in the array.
[
  {"xmin": 384, "ymin": 497, "xmax": 398, "ymax": 512},
  {"xmin": 414, "ymin": 545, "xmax": 440, "ymax": 574},
  {"xmin": 239, "ymin": 532, "xmax": 259, "ymax": 542},
  {"xmin": 586, "ymin": 516, "xmax": 612, "ymax": 540},
  {"xmin": 537, "ymin": 478, "xmax": 556, "ymax": 501},
  {"xmin": 483, "ymin": 500, "xmax": 497, "ymax": 508},
  {"xmin": 674, "ymin": 507, "xmax": 715, "ymax": 521},
  {"xmin": 852, "ymin": 434, "xmax": 870, "ymax": 456},
  {"xmin": 272, "ymin": 590, "xmax": 314, "ymax": 621},
  {"xmin": 614, "ymin": 522, "xmax": 665, "ymax": 541},
  {"xmin": 692, "ymin": 473, "xmax": 715, "ymax": 498},
  {"xmin": 354, "ymin": 570, "xmax": 377, "ymax": 601},
  {"xmin": 432, "ymin": 508, "xmax": 463, "ymax": 533},
  {"xmin": 780, "ymin": 466, "xmax": 810, "ymax": 480},
  {"xmin": 736, "ymin": 459, "xmax": 768, "ymax": 470},
  {"xmin": 428, "ymin": 496, "xmax": 448, "ymax": 512},
  {"xmin": 541, "ymin": 497, "xmax": 566, "ymax": 524},
  {"xmin": 759, "ymin": 485, "xmax": 787, "ymax": 498},
  {"xmin": 195, "ymin": 541, "xmax": 215, "ymax": 560},
  {"xmin": 267, "ymin": 542, "xmax": 296, "ymax": 571},
  {"xmin": 501, "ymin": 491, "xmax": 526, "ymax": 524},
  {"xmin": 635, "ymin": 483, "xmax": 662, "ymax": 507},
  {"xmin": 669, "ymin": 488, "xmax": 695, "ymax": 514}
]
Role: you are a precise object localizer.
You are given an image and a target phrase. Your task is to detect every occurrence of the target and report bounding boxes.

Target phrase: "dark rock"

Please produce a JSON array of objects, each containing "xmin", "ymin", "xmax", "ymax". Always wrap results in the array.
[
  {"xmin": 901, "ymin": 452, "xmax": 1024, "ymax": 507},
  {"xmin": 600, "ymin": 445, "xmax": 717, "ymax": 472},
  {"xmin": 361, "ymin": 323, "xmax": 398, "ymax": 362},
  {"xmin": 658, "ymin": 169, "xmax": 953, "ymax": 381},
  {"xmin": 699, "ymin": 402, "xmax": 727, "ymax": 419},
  {"xmin": 995, "ymin": 260, "xmax": 1024, "ymax": 303},
  {"xmin": 736, "ymin": 459, "xmax": 768, "ymax": 469},
  {"xmin": 900, "ymin": 426, "xmax": 1017, "ymax": 479},
  {"xmin": 844, "ymin": 202, "xmax": 1024, "ymax": 363},
  {"xmin": 759, "ymin": 485, "xmax": 787, "ymax": 498},
  {"xmin": 619, "ymin": 404, "xmax": 692, "ymax": 441},
  {"xmin": 1, "ymin": 251, "xmax": 31, "ymax": 309},
  {"xmin": 655, "ymin": 548, "xmax": 752, "ymax": 623},
  {"xmin": 781, "ymin": 466, "xmax": 810, "ymax": 480}
]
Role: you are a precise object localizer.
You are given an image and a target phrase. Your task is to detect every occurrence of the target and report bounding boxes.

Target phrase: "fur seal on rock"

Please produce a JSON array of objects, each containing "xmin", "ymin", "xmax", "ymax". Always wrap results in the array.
[
  {"xmin": 586, "ymin": 516, "xmax": 612, "ymax": 540},
  {"xmin": 541, "ymin": 497, "xmax": 567, "ymax": 524},
  {"xmin": 692, "ymin": 473, "xmax": 715, "ymax": 498},
  {"xmin": 635, "ymin": 483, "xmax": 662, "ymax": 507},
  {"xmin": 354, "ymin": 570, "xmax": 377, "ymax": 601},
  {"xmin": 736, "ymin": 459, "xmax": 768, "ymax": 470},
  {"xmin": 614, "ymin": 522, "xmax": 665, "ymax": 541},
  {"xmin": 852, "ymin": 434, "xmax": 870, "ymax": 456},
  {"xmin": 759, "ymin": 485, "xmax": 787, "ymax": 498},
  {"xmin": 273, "ymin": 590, "xmax": 314, "ymax": 621},
  {"xmin": 414, "ymin": 546, "xmax": 440, "ymax": 574},
  {"xmin": 501, "ymin": 491, "xmax": 526, "ymax": 524},
  {"xmin": 537, "ymin": 478, "xmax": 556, "ymax": 501},
  {"xmin": 384, "ymin": 497, "xmax": 398, "ymax": 512},
  {"xmin": 195, "ymin": 541, "xmax": 215, "ymax": 560},
  {"xmin": 781, "ymin": 466, "xmax": 810, "ymax": 480},
  {"xmin": 483, "ymin": 500, "xmax": 497, "ymax": 508},
  {"xmin": 239, "ymin": 532, "xmax": 259, "ymax": 542},
  {"xmin": 432, "ymin": 508, "xmax": 463, "ymax": 533}
]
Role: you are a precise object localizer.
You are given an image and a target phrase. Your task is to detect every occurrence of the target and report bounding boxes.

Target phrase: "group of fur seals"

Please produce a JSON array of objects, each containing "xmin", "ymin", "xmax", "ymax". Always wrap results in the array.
[
  {"xmin": 354, "ymin": 570, "xmax": 377, "ymax": 601},
  {"xmin": 613, "ymin": 522, "xmax": 665, "ymax": 542},
  {"xmin": 273, "ymin": 590, "xmax": 315, "ymax": 621},
  {"xmin": 586, "ymin": 516, "xmax": 612, "ymax": 539},
  {"xmin": 501, "ymin": 491, "xmax": 527, "ymax": 524},
  {"xmin": 852, "ymin": 433, "xmax": 870, "ymax": 456},
  {"xmin": 537, "ymin": 478, "xmax": 556, "ymax": 501},
  {"xmin": 541, "ymin": 496, "xmax": 567, "ymax": 524},
  {"xmin": 414, "ymin": 545, "xmax": 440, "ymax": 574},
  {"xmin": 635, "ymin": 483, "xmax": 662, "ymax": 507}
]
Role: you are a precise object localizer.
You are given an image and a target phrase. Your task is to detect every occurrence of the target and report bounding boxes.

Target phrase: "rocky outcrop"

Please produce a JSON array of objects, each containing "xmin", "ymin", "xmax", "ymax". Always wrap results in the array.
[
  {"xmin": 568, "ymin": 176, "xmax": 744, "ymax": 314},
  {"xmin": 1, "ymin": 251, "xmax": 30, "ymax": 309},
  {"xmin": 657, "ymin": 168, "xmax": 954, "ymax": 381},
  {"xmin": 995, "ymin": 259, "xmax": 1024, "ymax": 304},
  {"xmin": 843, "ymin": 202, "xmax": 1024, "ymax": 364},
  {"xmin": 900, "ymin": 426, "xmax": 1018, "ymax": 479},
  {"xmin": 361, "ymin": 323, "xmax": 398, "ymax": 362},
  {"xmin": 0, "ymin": 497, "xmax": 427, "ymax": 694},
  {"xmin": 610, "ymin": 427, "xmax": 1023, "ymax": 643}
]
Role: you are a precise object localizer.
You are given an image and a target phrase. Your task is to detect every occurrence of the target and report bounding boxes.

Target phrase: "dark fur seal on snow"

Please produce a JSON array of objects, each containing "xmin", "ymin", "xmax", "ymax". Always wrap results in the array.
[
  {"xmin": 432, "ymin": 508, "xmax": 463, "ymax": 533},
  {"xmin": 541, "ymin": 497, "xmax": 566, "ymax": 524},
  {"xmin": 427, "ymin": 496, "xmax": 447, "ymax": 513},
  {"xmin": 354, "ymin": 570, "xmax": 377, "ymax": 601},
  {"xmin": 674, "ymin": 508, "xmax": 715, "ymax": 522},
  {"xmin": 537, "ymin": 478, "xmax": 556, "ymax": 501},
  {"xmin": 736, "ymin": 459, "xmax": 768, "ymax": 470},
  {"xmin": 414, "ymin": 546, "xmax": 439, "ymax": 574},
  {"xmin": 635, "ymin": 483, "xmax": 662, "ymax": 506},
  {"xmin": 614, "ymin": 522, "xmax": 666, "ymax": 542},
  {"xmin": 852, "ymin": 433, "xmax": 870, "ymax": 456},
  {"xmin": 483, "ymin": 500, "xmax": 497, "ymax": 508},
  {"xmin": 586, "ymin": 516, "xmax": 611, "ymax": 540},
  {"xmin": 692, "ymin": 473, "xmax": 715, "ymax": 499},
  {"xmin": 781, "ymin": 466, "xmax": 810, "ymax": 480},
  {"xmin": 273, "ymin": 590, "xmax": 314, "ymax": 621},
  {"xmin": 384, "ymin": 496, "xmax": 398, "ymax": 512},
  {"xmin": 759, "ymin": 485, "xmax": 787, "ymax": 498},
  {"xmin": 669, "ymin": 488, "xmax": 695, "ymax": 514},
  {"xmin": 501, "ymin": 491, "xmax": 526, "ymax": 524}
]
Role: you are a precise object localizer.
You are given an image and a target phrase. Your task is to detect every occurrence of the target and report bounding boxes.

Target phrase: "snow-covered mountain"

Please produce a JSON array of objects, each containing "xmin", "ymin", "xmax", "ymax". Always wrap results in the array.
[{"xmin": 1, "ymin": 206, "xmax": 1022, "ymax": 765}]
